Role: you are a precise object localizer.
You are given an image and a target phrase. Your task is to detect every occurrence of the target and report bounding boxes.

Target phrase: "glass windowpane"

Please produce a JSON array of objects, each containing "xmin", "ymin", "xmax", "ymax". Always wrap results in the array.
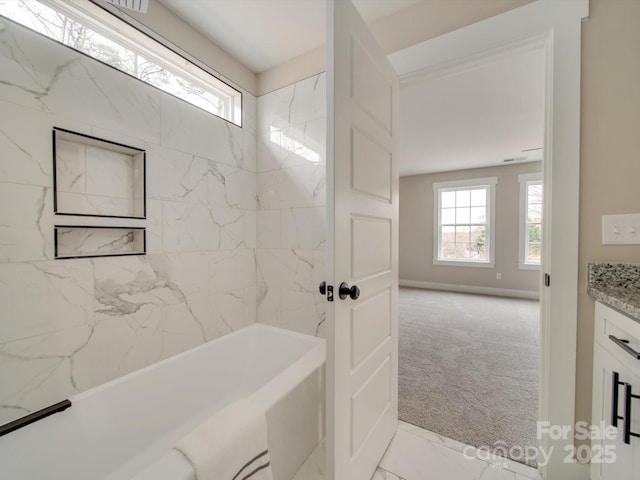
[
  {"xmin": 470, "ymin": 206, "xmax": 486, "ymax": 223},
  {"xmin": 441, "ymin": 191, "xmax": 456, "ymax": 208},
  {"xmin": 456, "ymin": 207, "xmax": 470, "ymax": 224},
  {"xmin": 441, "ymin": 208, "xmax": 455, "ymax": 225},
  {"xmin": 527, "ymin": 243, "xmax": 541, "ymax": 263},
  {"xmin": 456, "ymin": 189, "xmax": 471, "ymax": 207},
  {"xmin": 528, "ymin": 224, "xmax": 542, "ymax": 243},
  {"xmin": 441, "ymin": 226, "xmax": 455, "ymax": 242},
  {"xmin": 441, "ymin": 243, "xmax": 456, "ymax": 258},
  {"xmin": 528, "ymin": 203, "xmax": 542, "ymax": 222},
  {"xmin": 470, "ymin": 188, "xmax": 486, "ymax": 207}
]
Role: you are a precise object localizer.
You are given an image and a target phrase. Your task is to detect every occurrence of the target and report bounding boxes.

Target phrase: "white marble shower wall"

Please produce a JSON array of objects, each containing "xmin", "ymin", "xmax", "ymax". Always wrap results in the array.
[
  {"xmin": 0, "ymin": 18, "xmax": 257, "ymax": 424},
  {"xmin": 256, "ymin": 74, "xmax": 327, "ymax": 337}
]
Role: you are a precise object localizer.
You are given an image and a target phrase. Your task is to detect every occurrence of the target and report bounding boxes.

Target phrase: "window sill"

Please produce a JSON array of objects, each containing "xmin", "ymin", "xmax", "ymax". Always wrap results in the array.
[
  {"xmin": 519, "ymin": 263, "xmax": 542, "ymax": 271},
  {"xmin": 433, "ymin": 259, "xmax": 495, "ymax": 268}
]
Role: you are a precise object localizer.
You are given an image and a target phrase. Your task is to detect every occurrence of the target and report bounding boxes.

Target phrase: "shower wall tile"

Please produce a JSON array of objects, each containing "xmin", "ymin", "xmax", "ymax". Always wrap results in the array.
[
  {"xmin": 244, "ymin": 210, "xmax": 257, "ymax": 249},
  {"xmin": 163, "ymin": 202, "xmax": 220, "ymax": 253},
  {"xmin": 0, "ymin": 100, "xmax": 53, "ymax": 187},
  {"xmin": 0, "ymin": 325, "xmax": 92, "ymax": 425},
  {"xmin": 0, "ymin": 20, "xmax": 257, "ymax": 425},
  {"xmin": 209, "ymin": 249, "xmax": 256, "ymax": 293},
  {"xmin": 146, "ymin": 199, "xmax": 164, "ymax": 254},
  {"xmin": 257, "ymin": 210, "xmax": 281, "ymax": 248},
  {"xmin": 73, "ymin": 304, "xmax": 165, "ymax": 391},
  {"xmin": 0, "ymin": 259, "xmax": 94, "ymax": 343},
  {"xmin": 160, "ymin": 95, "xmax": 245, "ymax": 170},
  {"xmin": 0, "ymin": 17, "xmax": 81, "ymax": 112},
  {"xmin": 257, "ymin": 74, "xmax": 325, "ymax": 134},
  {"xmin": 46, "ymin": 58, "xmax": 162, "ymax": 144},
  {"xmin": 243, "ymin": 130, "xmax": 257, "ymax": 172},
  {"xmin": 147, "ymin": 147, "xmax": 209, "ymax": 204},
  {"xmin": 213, "ymin": 207, "xmax": 251, "ymax": 250},
  {"xmin": 256, "ymin": 73, "xmax": 327, "ymax": 338},
  {"xmin": 0, "ymin": 183, "xmax": 53, "ymax": 263},
  {"xmin": 256, "ymin": 249, "xmax": 316, "ymax": 293},
  {"xmin": 242, "ymin": 90, "xmax": 257, "ymax": 135},
  {"xmin": 207, "ymin": 161, "xmax": 256, "ymax": 211},
  {"xmin": 0, "ymin": 22, "xmax": 162, "ymax": 144},
  {"xmin": 281, "ymin": 207, "xmax": 326, "ymax": 250},
  {"xmin": 257, "ymin": 163, "xmax": 326, "ymax": 210},
  {"xmin": 256, "ymin": 118, "xmax": 326, "ymax": 175}
]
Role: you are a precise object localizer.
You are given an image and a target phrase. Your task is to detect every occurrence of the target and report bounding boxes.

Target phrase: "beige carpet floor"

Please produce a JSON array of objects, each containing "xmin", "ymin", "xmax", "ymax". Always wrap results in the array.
[{"xmin": 398, "ymin": 287, "xmax": 539, "ymax": 467}]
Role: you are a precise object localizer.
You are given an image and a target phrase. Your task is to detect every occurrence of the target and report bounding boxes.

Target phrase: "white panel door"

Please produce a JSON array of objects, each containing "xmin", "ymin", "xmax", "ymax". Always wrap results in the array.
[{"xmin": 326, "ymin": 0, "xmax": 399, "ymax": 479}]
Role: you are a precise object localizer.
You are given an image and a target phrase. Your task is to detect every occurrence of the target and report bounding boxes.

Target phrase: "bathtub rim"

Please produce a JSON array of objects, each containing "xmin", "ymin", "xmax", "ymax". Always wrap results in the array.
[{"xmin": 71, "ymin": 323, "xmax": 324, "ymax": 404}]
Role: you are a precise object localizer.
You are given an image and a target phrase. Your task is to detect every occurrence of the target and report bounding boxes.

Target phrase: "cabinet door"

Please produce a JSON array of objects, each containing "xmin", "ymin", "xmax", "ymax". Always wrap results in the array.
[{"xmin": 592, "ymin": 342, "xmax": 640, "ymax": 480}]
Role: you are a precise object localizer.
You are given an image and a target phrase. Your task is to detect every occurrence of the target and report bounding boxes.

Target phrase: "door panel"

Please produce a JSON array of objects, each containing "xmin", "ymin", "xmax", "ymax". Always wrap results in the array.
[
  {"xmin": 326, "ymin": 0, "xmax": 399, "ymax": 478},
  {"xmin": 351, "ymin": 356, "xmax": 392, "ymax": 454},
  {"xmin": 351, "ymin": 216, "xmax": 391, "ymax": 280},
  {"xmin": 351, "ymin": 128, "xmax": 392, "ymax": 202},
  {"xmin": 351, "ymin": 288, "xmax": 392, "ymax": 368}
]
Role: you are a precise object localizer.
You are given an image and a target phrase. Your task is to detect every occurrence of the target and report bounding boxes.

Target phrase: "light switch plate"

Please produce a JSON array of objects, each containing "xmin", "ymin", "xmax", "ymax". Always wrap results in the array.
[{"xmin": 602, "ymin": 214, "xmax": 640, "ymax": 245}]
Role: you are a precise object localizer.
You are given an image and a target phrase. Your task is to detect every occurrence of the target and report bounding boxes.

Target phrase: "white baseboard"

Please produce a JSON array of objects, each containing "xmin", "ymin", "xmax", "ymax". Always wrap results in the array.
[{"xmin": 399, "ymin": 279, "xmax": 540, "ymax": 300}]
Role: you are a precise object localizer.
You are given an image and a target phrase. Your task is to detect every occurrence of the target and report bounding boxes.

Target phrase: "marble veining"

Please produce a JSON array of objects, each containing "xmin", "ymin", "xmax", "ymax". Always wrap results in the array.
[
  {"xmin": 55, "ymin": 227, "xmax": 140, "ymax": 257},
  {"xmin": 256, "ymin": 73, "xmax": 327, "ymax": 338},
  {"xmin": 587, "ymin": 262, "xmax": 640, "ymax": 321},
  {"xmin": 0, "ymin": 18, "xmax": 257, "ymax": 425},
  {"xmin": 290, "ymin": 421, "xmax": 540, "ymax": 480}
]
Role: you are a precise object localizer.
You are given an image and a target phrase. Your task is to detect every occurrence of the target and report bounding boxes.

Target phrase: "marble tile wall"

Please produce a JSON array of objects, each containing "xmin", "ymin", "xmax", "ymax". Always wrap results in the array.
[
  {"xmin": 0, "ymin": 18, "xmax": 257, "ymax": 424},
  {"xmin": 256, "ymin": 74, "xmax": 327, "ymax": 337}
]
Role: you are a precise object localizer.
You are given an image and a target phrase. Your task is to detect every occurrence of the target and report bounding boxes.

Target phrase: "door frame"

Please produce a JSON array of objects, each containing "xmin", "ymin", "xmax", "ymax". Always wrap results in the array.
[{"xmin": 388, "ymin": 1, "xmax": 589, "ymax": 478}]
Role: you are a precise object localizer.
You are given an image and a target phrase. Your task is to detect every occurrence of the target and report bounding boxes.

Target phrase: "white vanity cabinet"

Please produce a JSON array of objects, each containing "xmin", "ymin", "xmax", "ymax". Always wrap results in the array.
[{"xmin": 592, "ymin": 302, "xmax": 640, "ymax": 480}]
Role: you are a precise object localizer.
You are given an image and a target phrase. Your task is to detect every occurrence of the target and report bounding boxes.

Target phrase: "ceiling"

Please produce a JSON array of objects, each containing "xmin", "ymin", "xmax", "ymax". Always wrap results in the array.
[
  {"xmin": 159, "ymin": 0, "xmax": 421, "ymax": 73},
  {"xmin": 157, "ymin": 0, "xmax": 543, "ymax": 177},
  {"xmin": 399, "ymin": 47, "xmax": 545, "ymax": 176}
]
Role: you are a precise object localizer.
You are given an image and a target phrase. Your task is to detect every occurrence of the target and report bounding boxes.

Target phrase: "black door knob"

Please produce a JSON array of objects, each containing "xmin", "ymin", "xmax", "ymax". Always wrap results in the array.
[
  {"xmin": 339, "ymin": 282, "xmax": 360, "ymax": 300},
  {"xmin": 319, "ymin": 281, "xmax": 326, "ymax": 295}
]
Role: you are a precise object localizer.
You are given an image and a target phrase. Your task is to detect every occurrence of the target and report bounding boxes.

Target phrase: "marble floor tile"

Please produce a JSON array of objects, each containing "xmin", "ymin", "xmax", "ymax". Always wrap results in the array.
[
  {"xmin": 396, "ymin": 422, "xmax": 540, "ymax": 479},
  {"xmin": 289, "ymin": 422, "xmax": 541, "ymax": 480},
  {"xmin": 291, "ymin": 439, "xmax": 325, "ymax": 480}
]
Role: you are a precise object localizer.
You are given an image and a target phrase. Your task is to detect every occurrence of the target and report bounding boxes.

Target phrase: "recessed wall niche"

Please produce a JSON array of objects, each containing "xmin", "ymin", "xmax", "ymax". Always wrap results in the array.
[
  {"xmin": 53, "ymin": 128, "xmax": 146, "ymax": 219},
  {"xmin": 54, "ymin": 226, "xmax": 146, "ymax": 259}
]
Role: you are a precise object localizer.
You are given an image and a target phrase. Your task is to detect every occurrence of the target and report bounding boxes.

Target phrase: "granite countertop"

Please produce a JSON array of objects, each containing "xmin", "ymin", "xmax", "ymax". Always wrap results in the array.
[{"xmin": 588, "ymin": 262, "xmax": 640, "ymax": 321}]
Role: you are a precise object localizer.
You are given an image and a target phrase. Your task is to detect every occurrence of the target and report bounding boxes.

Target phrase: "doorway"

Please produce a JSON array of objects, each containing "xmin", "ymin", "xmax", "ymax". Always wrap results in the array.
[
  {"xmin": 382, "ymin": 0, "xmax": 588, "ymax": 474},
  {"xmin": 395, "ymin": 43, "xmax": 545, "ymax": 466}
]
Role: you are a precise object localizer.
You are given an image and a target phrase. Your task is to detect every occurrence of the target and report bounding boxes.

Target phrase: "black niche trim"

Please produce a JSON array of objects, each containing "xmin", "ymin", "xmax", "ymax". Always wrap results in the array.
[
  {"xmin": 54, "ymin": 225, "xmax": 146, "ymax": 260},
  {"xmin": 52, "ymin": 127, "xmax": 147, "ymax": 220}
]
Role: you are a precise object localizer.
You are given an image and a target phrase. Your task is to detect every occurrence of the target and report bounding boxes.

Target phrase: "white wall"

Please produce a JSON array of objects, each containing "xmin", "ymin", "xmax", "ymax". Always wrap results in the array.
[
  {"xmin": 256, "ymin": 73, "xmax": 327, "ymax": 337},
  {"xmin": 0, "ymin": 18, "xmax": 257, "ymax": 424}
]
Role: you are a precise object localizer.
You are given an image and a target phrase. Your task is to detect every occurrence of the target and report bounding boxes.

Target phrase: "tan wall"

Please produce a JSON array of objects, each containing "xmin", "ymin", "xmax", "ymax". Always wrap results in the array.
[
  {"xmin": 400, "ymin": 162, "xmax": 542, "ymax": 294},
  {"xmin": 576, "ymin": 0, "xmax": 640, "ymax": 429}
]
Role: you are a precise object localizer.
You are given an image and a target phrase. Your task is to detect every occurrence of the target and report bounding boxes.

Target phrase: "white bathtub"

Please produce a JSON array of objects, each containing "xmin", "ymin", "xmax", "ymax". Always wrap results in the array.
[{"xmin": 0, "ymin": 324, "xmax": 325, "ymax": 480}]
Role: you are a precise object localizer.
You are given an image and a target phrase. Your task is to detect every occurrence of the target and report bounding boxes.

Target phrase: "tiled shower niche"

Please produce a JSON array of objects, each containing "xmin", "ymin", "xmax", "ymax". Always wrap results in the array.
[
  {"xmin": 53, "ymin": 128, "xmax": 146, "ymax": 219},
  {"xmin": 53, "ymin": 128, "xmax": 146, "ymax": 260},
  {"xmin": 54, "ymin": 226, "xmax": 146, "ymax": 259}
]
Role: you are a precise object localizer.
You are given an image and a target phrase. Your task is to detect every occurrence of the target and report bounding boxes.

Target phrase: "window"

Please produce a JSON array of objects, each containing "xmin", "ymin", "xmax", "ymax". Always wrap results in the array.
[
  {"xmin": 0, "ymin": 0, "xmax": 242, "ymax": 125},
  {"xmin": 433, "ymin": 177, "xmax": 497, "ymax": 267},
  {"xmin": 519, "ymin": 173, "xmax": 543, "ymax": 269}
]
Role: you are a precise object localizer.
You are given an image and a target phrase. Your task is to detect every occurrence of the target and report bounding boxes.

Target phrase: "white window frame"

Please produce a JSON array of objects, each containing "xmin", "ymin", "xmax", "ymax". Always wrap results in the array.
[
  {"xmin": 0, "ymin": 0, "xmax": 243, "ymax": 126},
  {"xmin": 433, "ymin": 176, "xmax": 497, "ymax": 268},
  {"xmin": 518, "ymin": 172, "xmax": 542, "ymax": 270}
]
